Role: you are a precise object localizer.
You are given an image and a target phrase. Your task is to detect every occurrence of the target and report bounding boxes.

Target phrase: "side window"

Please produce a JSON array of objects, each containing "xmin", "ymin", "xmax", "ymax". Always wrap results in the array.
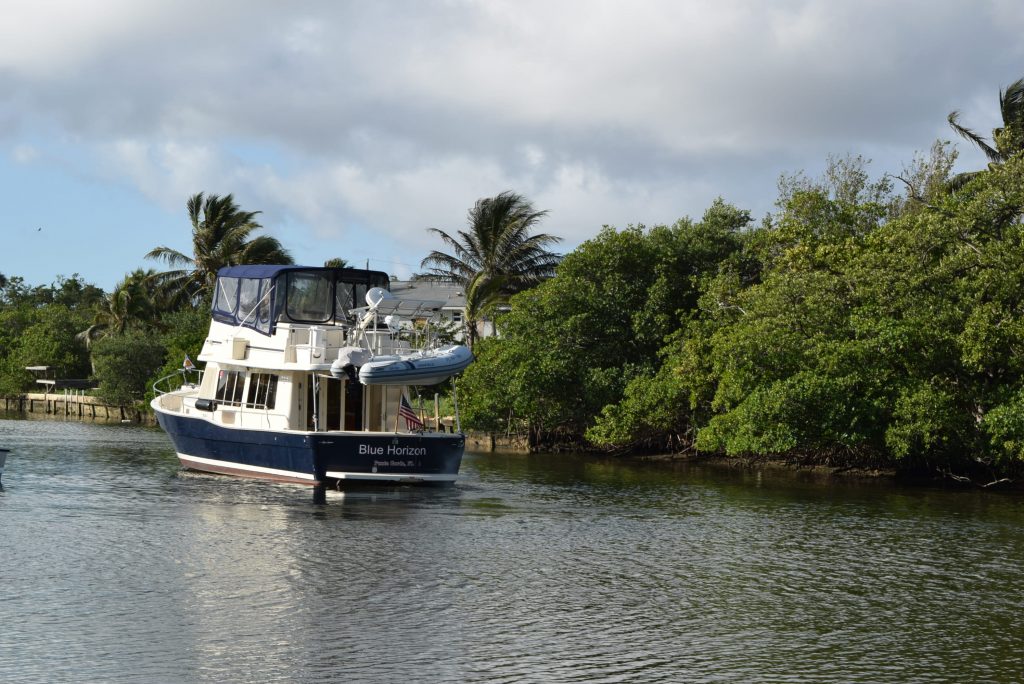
[
  {"xmin": 238, "ymin": 278, "xmax": 261, "ymax": 323},
  {"xmin": 256, "ymin": 279, "xmax": 272, "ymax": 332},
  {"xmin": 245, "ymin": 373, "xmax": 279, "ymax": 410},
  {"xmin": 215, "ymin": 370, "xmax": 245, "ymax": 406},
  {"xmin": 213, "ymin": 277, "xmax": 239, "ymax": 314}
]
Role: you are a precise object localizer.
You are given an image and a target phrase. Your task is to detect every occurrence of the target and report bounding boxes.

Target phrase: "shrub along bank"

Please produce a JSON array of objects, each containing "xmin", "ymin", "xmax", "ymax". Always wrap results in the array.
[{"xmin": 459, "ymin": 149, "xmax": 1024, "ymax": 485}]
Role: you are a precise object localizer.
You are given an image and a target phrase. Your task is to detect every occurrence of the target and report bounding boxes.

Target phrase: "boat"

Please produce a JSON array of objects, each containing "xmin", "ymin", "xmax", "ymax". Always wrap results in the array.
[
  {"xmin": 150, "ymin": 265, "xmax": 474, "ymax": 487},
  {"xmin": 359, "ymin": 345, "xmax": 474, "ymax": 385},
  {"xmin": 0, "ymin": 447, "xmax": 8, "ymax": 485}
]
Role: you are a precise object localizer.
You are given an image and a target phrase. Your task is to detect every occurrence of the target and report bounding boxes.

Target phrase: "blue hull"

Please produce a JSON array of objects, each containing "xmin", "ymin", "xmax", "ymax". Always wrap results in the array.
[{"xmin": 155, "ymin": 409, "xmax": 464, "ymax": 485}]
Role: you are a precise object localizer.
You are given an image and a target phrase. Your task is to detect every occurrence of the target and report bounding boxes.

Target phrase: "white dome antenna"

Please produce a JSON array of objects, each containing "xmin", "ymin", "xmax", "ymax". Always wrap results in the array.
[{"xmin": 365, "ymin": 287, "xmax": 395, "ymax": 308}]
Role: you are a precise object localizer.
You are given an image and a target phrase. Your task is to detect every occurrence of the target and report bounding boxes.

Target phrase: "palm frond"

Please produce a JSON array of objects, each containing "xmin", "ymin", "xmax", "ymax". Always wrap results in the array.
[
  {"xmin": 948, "ymin": 111, "xmax": 1001, "ymax": 162},
  {"xmin": 147, "ymin": 191, "xmax": 283, "ymax": 307},
  {"xmin": 999, "ymin": 77, "xmax": 1024, "ymax": 129},
  {"xmin": 145, "ymin": 246, "xmax": 194, "ymax": 268},
  {"xmin": 419, "ymin": 191, "xmax": 560, "ymax": 345},
  {"xmin": 241, "ymin": 235, "xmax": 293, "ymax": 265}
]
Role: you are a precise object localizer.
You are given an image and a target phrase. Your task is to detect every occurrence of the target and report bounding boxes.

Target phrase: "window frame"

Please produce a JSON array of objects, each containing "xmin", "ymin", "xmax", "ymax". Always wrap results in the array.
[
  {"xmin": 245, "ymin": 373, "xmax": 279, "ymax": 410},
  {"xmin": 214, "ymin": 370, "xmax": 245, "ymax": 407}
]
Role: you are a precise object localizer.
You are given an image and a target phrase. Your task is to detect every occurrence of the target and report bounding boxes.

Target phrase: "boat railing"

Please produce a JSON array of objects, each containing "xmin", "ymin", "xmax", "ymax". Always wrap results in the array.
[{"xmin": 152, "ymin": 368, "xmax": 204, "ymax": 397}]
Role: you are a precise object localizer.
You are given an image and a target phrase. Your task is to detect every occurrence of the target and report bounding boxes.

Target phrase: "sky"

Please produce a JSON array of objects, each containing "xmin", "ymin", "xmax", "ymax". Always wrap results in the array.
[{"xmin": 1, "ymin": 0, "xmax": 1022, "ymax": 291}]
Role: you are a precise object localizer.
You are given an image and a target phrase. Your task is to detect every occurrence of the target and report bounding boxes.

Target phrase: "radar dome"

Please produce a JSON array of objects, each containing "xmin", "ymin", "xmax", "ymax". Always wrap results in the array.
[{"xmin": 365, "ymin": 287, "xmax": 395, "ymax": 307}]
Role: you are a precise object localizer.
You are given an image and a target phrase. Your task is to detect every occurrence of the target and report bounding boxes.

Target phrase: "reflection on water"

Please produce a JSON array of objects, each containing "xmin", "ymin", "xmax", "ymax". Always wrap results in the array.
[{"xmin": 2, "ymin": 416, "xmax": 1024, "ymax": 683}]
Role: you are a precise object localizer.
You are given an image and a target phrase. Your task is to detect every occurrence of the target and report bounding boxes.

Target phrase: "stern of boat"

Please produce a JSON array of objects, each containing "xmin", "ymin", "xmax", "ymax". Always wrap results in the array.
[{"xmin": 314, "ymin": 431, "xmax": 464, "ymax": 484}]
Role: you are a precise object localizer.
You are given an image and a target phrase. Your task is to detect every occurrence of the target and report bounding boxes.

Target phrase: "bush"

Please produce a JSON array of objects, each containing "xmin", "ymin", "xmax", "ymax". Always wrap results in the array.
[{"xmin": 92, "ymin": 332, "xmax": 166, "ymax": 406}]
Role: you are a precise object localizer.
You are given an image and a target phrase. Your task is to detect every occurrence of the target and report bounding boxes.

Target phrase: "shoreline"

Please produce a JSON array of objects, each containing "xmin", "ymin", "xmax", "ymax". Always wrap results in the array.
[
  {"xmin": 1, "ymin": 394, "xmax": 153, "ymax": 425},
  {"xmin": 4, "ymin": 409, "xmax": 1017, "ymax": 490}
]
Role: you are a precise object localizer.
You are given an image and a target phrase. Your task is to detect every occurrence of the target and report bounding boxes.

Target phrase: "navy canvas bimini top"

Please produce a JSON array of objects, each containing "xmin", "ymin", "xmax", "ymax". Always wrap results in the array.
[
  {"xmin": 216, "ymin": 264, "xmax": 309, "ymax": 279},
  {"xmin": 211, "ymin": 265, "xmax": 392, "ymax": 335}
]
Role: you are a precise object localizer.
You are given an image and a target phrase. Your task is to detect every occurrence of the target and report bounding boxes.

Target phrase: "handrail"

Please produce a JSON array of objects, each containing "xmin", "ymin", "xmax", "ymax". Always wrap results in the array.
[{"xmin": 152, "ymin": 368, "xmax": 204, "ymax": 396}]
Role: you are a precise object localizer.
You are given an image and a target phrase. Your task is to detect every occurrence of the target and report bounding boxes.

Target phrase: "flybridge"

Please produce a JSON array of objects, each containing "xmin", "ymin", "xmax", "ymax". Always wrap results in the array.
[{"xmin": 210, "ymin": 265, "xmax": 391, "ymax": 335}]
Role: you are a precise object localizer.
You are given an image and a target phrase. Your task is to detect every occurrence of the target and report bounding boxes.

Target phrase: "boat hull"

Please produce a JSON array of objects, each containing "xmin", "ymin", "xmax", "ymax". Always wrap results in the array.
[{"xmin": 154, "ymin": 407, "xmax": 464, "ymax": 485}]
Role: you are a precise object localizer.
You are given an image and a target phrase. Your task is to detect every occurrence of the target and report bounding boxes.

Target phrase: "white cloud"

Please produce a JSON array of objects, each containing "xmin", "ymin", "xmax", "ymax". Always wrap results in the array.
[
  {"xmin": 1, "ymin": 0, "xmax": 1022, "ymax": 287},
  {"xmin": 11, "ymin": 143, "xmax": 37, "ymax": 163},
  {"xmin": 99, "ymin": 139, "xmax": 226, "ymax": 211},
  {"xmin": 0, "ymin": 1, "xmax": 196, "ymax": 76}
]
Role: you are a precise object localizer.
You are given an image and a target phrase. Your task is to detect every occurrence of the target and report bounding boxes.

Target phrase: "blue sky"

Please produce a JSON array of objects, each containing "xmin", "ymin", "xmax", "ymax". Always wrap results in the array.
[{"xmin": 1, "ymin": 0, "xmax": 1020, "ymax": 291}]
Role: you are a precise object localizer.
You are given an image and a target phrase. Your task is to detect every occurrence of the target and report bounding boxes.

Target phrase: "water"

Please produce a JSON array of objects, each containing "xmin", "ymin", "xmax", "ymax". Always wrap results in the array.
[{"xmin": 1, "ymin": 417, "xmax": 1023, "ymax": 683}]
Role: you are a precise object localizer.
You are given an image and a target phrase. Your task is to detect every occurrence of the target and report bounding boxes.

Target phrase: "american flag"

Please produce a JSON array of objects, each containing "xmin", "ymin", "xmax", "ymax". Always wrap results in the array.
[{"xmin": 399, "ymin": 394, "xmax": 424, "ymax": 430}]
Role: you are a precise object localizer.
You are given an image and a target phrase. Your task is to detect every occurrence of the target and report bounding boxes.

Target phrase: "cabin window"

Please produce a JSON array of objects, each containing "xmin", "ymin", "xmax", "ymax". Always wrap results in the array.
[
  {"xmin": 451, "ymin": 311, "xmax": 463, "ymax": 324},
  {"xmin": 213, "ymin": 277, "xmax": 239, "ymax": 315},
  {"xmin": 286, "ymin": 271, "xmax": 333, "ymax": 322},
  {"xmin": 215, "ymin": 370, "xmax": 245, "ymax": 406},
  {"xmin": 245, "ymin": 373, "xmax": 278, "ymax": 410}
]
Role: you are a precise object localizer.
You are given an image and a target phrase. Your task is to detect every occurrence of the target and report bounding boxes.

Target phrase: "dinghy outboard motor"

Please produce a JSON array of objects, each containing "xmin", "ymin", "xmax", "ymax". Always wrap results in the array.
[{"xmin": 331, "ymin": 346, "xmax": 373, "ymax": 381}]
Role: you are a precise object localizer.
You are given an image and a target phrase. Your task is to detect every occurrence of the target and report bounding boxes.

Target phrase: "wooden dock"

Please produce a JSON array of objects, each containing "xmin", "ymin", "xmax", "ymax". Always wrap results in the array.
[{"xmin": 2, "ymin": 392, "xmax": 146, "ymax": 422}]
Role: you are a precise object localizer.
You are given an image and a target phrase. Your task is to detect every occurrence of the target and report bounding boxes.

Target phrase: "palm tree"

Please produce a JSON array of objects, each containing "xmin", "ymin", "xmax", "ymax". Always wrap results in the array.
[
  {"xmin": 324, "ymin": 257, "xmax": 349, "ymax": 268},
  {"xmin": 146, "ymin": 193, "xmax": 293, "ymax": 306},
  {"xmin": 417, "ymin": 191, "xmax": 561, "ymax": 347},
  {"xmin": 948, "ymin": 76, "xmax": 1024, "ymax": 187},
  {"xmin": 77, "ymin": 268, "xmax": 164, "ymax": 349}
]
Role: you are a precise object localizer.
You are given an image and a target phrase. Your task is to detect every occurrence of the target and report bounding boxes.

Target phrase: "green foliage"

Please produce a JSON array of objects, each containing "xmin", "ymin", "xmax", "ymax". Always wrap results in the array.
[
  {"xmin": 79, "ymin": 268, "xmax": 168, "ymax": 347},
  {"xmin": 683, "ymin": 151, "xmax": 1024, "ymax": 477},
  {"xmin": 460, "ymin": 200, "xmax": 751, "ymax": 447},
  {"xmin": 0, "ymin": 269, "xmax": 211, "ymax": 408},
  {"xmin": 532, "ymin": 148, "xmax": 1024, "ymax": 479},
  {"xmin": 92, "ymin": 332, "xmax": 167, "ymax": 406},
  {"xmin": 144, "ymin": 307, "xmax": 210, "ymax": 401},
  {"xmin": 0, "ymin": 299, "xmax": 92, "ymax": 394},
  {"xmin": 1, "ymin": 274, "xmax": 103, "ymax": 310}
]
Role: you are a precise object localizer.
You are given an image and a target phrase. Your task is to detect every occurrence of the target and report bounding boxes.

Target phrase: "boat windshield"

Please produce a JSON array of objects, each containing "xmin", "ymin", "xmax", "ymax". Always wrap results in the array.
[{"xmin": 286, "ymin": 271, "xmax": 333, "ymax": 323}]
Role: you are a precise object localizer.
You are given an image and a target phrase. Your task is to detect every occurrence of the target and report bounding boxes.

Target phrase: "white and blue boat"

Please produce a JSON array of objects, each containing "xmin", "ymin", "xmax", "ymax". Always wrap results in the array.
[{"xmin": 151, "ymin": 265, "xmax": 473, "ymax": 486}]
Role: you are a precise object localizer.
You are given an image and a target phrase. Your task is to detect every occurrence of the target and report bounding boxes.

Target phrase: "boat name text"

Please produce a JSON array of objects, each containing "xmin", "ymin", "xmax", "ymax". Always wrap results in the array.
[{"xmin": 359, "ymin": 444, "xmax": 427, "ymax": 457}]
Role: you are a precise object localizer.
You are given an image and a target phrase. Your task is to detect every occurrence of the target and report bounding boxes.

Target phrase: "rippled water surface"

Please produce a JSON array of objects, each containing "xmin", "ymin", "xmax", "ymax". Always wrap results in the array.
[{"xmin": 2, "ymin": 416, "xmax": 1024, "ymax": 683}]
